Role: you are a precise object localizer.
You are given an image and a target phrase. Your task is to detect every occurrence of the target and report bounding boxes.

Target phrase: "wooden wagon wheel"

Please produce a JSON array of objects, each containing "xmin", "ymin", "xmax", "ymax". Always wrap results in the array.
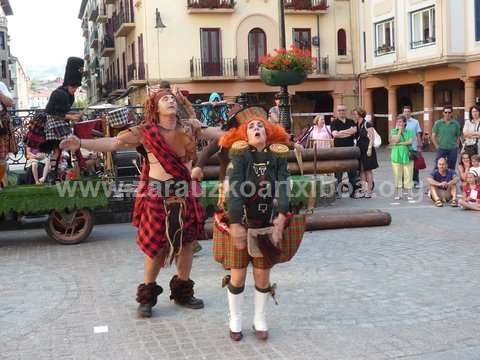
[{"xmin": 45, "ymin": 208, "xmax": 94, "ymax": 245}]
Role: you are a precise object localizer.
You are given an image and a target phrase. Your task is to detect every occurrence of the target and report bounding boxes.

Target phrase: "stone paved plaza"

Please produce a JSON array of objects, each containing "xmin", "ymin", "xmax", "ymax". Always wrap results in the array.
[{"xmin": 1, "ymin": 150, "xmax": 480, "ymax": 360}]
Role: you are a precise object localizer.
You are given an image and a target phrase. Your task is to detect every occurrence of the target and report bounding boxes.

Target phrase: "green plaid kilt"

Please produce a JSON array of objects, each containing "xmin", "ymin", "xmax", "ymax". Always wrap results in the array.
[{"xmin": 213, "ymin": 214, "xmax": 306, "ymax": 269}]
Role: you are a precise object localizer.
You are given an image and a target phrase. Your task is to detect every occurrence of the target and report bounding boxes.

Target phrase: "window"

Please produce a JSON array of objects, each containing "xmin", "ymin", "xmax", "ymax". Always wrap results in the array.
[
  {"xmin": 200, "ymin": 28, "xmax": 221, "ymax": 76},
  {"xmin": 411, "ymin": 6, "xmax": 435, "ymax": 48},
  {"xmin": 1, "ymin": 60, "xmax": 6, "ymax": 79},
  {"xmin": 0, "ymin": 32, "xmax": 5, "ymax": 50},
  {"xmin": 337, "ymin": 29, "xmax": 347, "ymax": 56},
  {"xmin": 476, "ymin": 0, "xmax": 480, "ymax": 41},
  {"xmin": 375, "ymin": 18, "xmax": 395, "ymax": 56},
  {"xmin": 293, "ymin": 28, "xmax": 311, "ymax": 51},
  {"xmin": 248, "ymin": 28, "xmax": 266, "ymax": 76}
]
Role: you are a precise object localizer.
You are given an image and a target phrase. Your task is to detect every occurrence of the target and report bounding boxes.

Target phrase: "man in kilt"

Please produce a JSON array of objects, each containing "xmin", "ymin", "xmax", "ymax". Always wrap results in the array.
[
  {"xmin": 212, "ymin": 107, "xmax": 305, "ymax": 341},
  {"xmin": 41, "ymin": 57, "xmax": 84, "ymax": 175},
  {"xmin": 60, "ymin": 86, "xmax": 223, "ymax": 318}
]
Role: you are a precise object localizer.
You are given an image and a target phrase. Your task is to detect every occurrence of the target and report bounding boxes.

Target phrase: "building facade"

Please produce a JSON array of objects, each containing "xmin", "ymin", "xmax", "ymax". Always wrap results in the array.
[
  {"xmin": 357, "ymin": 0, "xmax": 480, "ymax": 142},
  {"xmin": 0, "ymin": 1, "xmax": 13, "ymax": 90},
  {"xmin": 10, "ymin": 57, "xmax": 30, "ymax": 109},
  {"xmin": 79, "ymin": 0, "xmax": 359, "ymax": 130}
]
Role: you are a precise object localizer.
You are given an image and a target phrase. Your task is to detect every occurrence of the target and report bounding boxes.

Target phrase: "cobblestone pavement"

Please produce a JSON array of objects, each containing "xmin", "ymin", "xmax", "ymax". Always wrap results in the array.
[{"xmin": 1, "ymin": 150, "xmax": 480, "ymax": 360}]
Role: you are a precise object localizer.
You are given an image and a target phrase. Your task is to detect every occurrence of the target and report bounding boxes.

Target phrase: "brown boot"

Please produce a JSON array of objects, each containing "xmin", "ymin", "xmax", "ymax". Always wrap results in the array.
[
  {"xmin": 169, "ymin": 275, "xmax": 204, "ymax": 309},
  {"xmin": 136, "ymin": 282, "xmax": 163, "ymax": 318}
]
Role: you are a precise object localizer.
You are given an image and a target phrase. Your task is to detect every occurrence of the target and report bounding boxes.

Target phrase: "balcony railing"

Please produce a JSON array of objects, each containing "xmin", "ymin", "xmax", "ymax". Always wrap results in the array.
[
  {"xmin": 101, "ymin": 35, "xmax": 115, "ymax": 57},
  {"xmin": 411, "ymin": 37, "xmax": 436, "ymax": 49},
  {"xmin": 98, "ymin": 3, "xmax": 108, "ymax": 23},
  {"xmin": 113, "ymin": 7, "xmax": 135, "ymax": 37},
  {"xmin": 310, "ymin": 56, "xmax": 329, "ymax": 75},
  {"xmin": 375, "ymin": 44, "xmax": 395, "ymax": 56},
  {"xmin": 244, "ymin": 59, "xmax": 260, "ymax": 77},
  {"xmin": 127, "ymin": 63, "xmax": 147, "ymax": 86},
  {"xmin": 187, "ymin": 0, "xmax": 235, "ymax": 8},
  {"xmin": 190, "ymin": 57, "xmax": 238, "ymax": 78},
  {"xmin": 0, "ymin": 16, "xmax": 8, "ymax": 27},
  {"xmin": 90, "ymin": 30, "xmax": 99, "ymax": 49},
  {"xmin": 284, "ymin": 0, "xmax": 328, "ymax": 11},
  {"xmin": 89, "ymin": 6, "xmax": 99, "ymax": 21}
]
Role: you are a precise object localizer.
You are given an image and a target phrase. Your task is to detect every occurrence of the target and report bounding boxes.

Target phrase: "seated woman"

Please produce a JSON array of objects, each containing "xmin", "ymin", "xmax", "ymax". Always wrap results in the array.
[
  {"xmin": 458, "ymin": 170, "xmax": 480, "ymax": 211},
  {"xmin": 26, "ymin": 146, "xmax": 50, "ymax": 184},
  {"xmin": 457, "ymin": 152, "xmax": 471, "ymax": 189}
]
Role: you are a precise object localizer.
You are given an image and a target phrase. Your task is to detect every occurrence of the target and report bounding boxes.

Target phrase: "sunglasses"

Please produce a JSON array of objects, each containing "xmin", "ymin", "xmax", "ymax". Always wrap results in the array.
[{"xmin": 444, "ymin": 111, "xmax": 452, "ymax": 114}]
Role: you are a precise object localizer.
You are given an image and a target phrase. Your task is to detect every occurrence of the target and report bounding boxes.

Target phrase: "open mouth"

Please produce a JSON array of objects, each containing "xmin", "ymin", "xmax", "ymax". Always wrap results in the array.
[{"xmin": 254, "ymin": 132, "xmax": 261, "ymax": 137}]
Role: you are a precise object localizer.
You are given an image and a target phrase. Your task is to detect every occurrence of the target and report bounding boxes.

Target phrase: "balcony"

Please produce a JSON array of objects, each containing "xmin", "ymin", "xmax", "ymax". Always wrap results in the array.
[
  {"xmin": 375, "ymin": 44, "xmax": 395, "ymax": 57},
  {"xmin": 89, "ymin": 6, "xmax": 99, "ymax": 21},
  {"xmin": 284, "ymin": 0, "xmax": 328, "ymax": 14},
  {"xmin": 0, "ymin": 16, "xmax": 8, "ymax": 28},
  {"xmin": 82, "ymin": 18, "xmax": 89, "ymax": 37},
  {"xmin": 244, "ymin": 59, "xmax": 260, "ymax": 77},
  {"xmin": 113, "ymin": 8, "xmax": 135, "ymax": 37},
  {"xmin": 127, "ymin": 63, "xmax": 147, "ymax": 87},
  {"xmin": 309, "ymin": 56, "xmax": 329, "ymax": 76},
  {"xmin": 411, "ymin": 37, "xmax": 436, "ymax": 49},
  {"xmin": 101, "ymin": 35, "xmax": 115, "ymax": 57},
  {"xmin": 110, "ymin": 77, "xmax": 126, "ymax": 95},
  {"xmin": 90, "ymin": 31, "xmax": 99, "ymax": 49},
  {"xmin": 190, "ymin": 57, "xmax": 238, "ymax": 79},
  {"xmin": 98, "ymin": 5, "xmax": 108, "ymax": 23},
  {"xmin": 187, "ymin": 0, "xmax": 235, "ymax": 13}
]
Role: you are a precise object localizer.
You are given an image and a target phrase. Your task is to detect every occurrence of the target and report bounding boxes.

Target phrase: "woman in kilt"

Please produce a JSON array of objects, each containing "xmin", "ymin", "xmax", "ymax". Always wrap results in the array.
[{"xmin": 214, "ymin": 106, "xmax": 305, "ymax": 341}]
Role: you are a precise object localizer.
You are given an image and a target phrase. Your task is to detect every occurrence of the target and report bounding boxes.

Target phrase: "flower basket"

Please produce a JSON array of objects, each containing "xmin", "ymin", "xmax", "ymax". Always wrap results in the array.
[
  {"xmin": 260, "ymin": 67, "xmax": 307, "ymax": 86},
  {"xmin": 259, "ymin": 46, "xmax": 313, "ymax": 86}
]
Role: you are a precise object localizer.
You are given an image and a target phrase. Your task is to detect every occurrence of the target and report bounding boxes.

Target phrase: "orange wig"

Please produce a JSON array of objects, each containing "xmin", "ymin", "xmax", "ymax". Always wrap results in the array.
[{"xmin": 219, "ymin": 106, "xmax": 289, "ymax": 149}]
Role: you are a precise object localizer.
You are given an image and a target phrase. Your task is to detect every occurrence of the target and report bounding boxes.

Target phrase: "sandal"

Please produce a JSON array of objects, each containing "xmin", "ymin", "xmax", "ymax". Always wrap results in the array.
[
  {"xmin": 434, "ymin": 200, "xmax": 443, "ymax": 207},
  {"xmin": 449, "ymin": 199, "xmax": 458, "ymax": 207}
]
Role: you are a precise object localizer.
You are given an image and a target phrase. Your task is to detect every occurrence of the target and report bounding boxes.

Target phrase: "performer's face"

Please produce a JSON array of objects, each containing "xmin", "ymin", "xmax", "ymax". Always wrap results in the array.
[
  {"xmin": 66, "ymin": 85, "xmax": 79, "ymax": 95},
  {"xmin": 157, "ymin": 95, "xmax": 178, "ymax": 116},
  {"xmin": 247, "ymin": 120, "xmax": 267, "ymax": 148}
]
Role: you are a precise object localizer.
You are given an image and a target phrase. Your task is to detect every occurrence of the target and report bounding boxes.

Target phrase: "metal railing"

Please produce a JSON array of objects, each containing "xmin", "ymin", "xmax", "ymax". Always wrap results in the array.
[
  {"xmin": 127, "ymin": 63, "xmax": 146, "ymax": 82},
  {"xmin": 284, "ymin": 0, "xmax": 328, "ymax": 10},
  {"xmin": 89, "ymin": 6, "xmax": 99, "ymax": 21},
  {"xmin": 0, "ymin": 16, "xmax": 8, "ymax": 27},
  {"xmin": 375, "ymin": 45, "xmax": 395, "ymax": 57},
  {"xmin": 101, "ymin": 34, "xmax": 115, "ymax": 50},
  {"xmin": 311, "ymin": 56, "xmax": 329, "ymax": 75},
  {"xmin": 113, "ymin": 7, "xmax": 134, "ymax": 33},
  {"xmin": 411, "ymin": 37, "xmax": 436, "ymax": 48},
  {"xmin": 244, "ymin": 59, "xmax": 260, "ymax": 76},
  {"xmin": 187, "ymin": 0, "xmax": 235, "ymax": 8},
  {"xmin": 190, "ymin": 57, "xmax": 238, "ymax": 78}
]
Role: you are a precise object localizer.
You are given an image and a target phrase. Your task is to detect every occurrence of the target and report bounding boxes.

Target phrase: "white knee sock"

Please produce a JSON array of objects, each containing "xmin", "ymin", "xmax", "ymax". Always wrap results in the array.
[
  {"xmin": 254, "ymin": 287, "xmax": 269, "ymax": 331},
  {"xmin": 227, "ymin": 287, "xmax": 244, "ymax": 333}
]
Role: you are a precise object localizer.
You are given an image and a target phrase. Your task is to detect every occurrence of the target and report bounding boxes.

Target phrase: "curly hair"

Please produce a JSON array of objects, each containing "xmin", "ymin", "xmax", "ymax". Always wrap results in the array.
[
  {"xmin": 144, "ymin": 88, "xmax": 172, "ymax": 124},
  {"xmin": 219, "ymin": 118, "xmax": 289, "ymax": 149}
]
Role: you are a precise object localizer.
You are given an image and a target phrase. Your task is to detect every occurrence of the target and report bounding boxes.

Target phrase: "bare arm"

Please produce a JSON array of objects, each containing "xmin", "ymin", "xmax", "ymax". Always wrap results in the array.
[
  {"xmin": 0, "ymin": 91, "xmax": 13, "ymax": 108},
  {"xmin": 448, "ymin": 176, "xmax": 459, "ymax": 186},
  {"xmin": 426, "ymin": 176, "xmax": 441, "ymax": 187},
  {"xmin": 60, "ymin": 126, "xmax": 141, "ymax": 152},
  {"xmin": 199, "ymin": 126, "xmax": 224, "ymax": 141},
  {"xmin": 431, "ymin": 132, "xmax": 438, "ymax": 149}
]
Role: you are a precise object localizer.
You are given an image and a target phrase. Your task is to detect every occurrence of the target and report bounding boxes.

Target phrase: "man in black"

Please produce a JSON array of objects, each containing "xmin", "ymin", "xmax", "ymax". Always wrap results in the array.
[{"xmin": 330, "ymin": 104, "xmax": 358, "ymax": 197}]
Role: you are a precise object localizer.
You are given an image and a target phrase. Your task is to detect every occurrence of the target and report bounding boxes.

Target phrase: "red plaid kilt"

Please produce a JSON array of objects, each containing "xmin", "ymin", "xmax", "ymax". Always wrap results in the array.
[
  {"xmin": 213, "ymin": 214, "xmax": 306, "ymax": 269},
  {"xmin": 133, "ymin": 184, "xmax": 204, "ymax": 260}
]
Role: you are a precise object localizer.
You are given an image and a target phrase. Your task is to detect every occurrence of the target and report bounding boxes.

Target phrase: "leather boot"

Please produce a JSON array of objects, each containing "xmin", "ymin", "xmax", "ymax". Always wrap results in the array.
[
  {"xmin": 253, "ymin": 286, "xmax": 270, "ymax": 340},
  {"xmin": 136, "ymin": 282, "xmax": 163, "ymax": 318},
  {"xmin": 169, "ymin": 275, "xmax": 204, "ymax": 309},
  {"xmin": 227, "ymin": 283, "xmax": 244, "ymax": 341}
]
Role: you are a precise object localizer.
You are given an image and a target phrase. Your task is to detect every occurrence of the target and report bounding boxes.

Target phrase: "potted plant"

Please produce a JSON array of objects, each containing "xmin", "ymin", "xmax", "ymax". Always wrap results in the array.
[{"xmin": 259, "ymin": 46, "xmax": 313, "ymax": 86}]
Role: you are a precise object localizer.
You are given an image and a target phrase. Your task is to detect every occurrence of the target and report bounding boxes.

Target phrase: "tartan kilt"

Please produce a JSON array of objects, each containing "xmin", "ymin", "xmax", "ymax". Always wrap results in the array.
[
  {"xmin": 213, "ymin": 214, "xmax": 306, "ymax": 269},
  {"xmin": 45, "ymin": 116, "xmax": 72, "ymax": 141}
]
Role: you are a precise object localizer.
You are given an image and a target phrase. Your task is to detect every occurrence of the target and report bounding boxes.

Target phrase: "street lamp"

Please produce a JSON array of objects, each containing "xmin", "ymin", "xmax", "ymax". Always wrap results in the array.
[{"xmin": 278, "ymin": 0, "xmax": 291, "ymax": 132}]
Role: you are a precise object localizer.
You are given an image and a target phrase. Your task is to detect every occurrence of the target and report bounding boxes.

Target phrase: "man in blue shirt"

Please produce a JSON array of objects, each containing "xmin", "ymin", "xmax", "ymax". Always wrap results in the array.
[
  {"xmin": 427, "ymin": 157, "xmax": 459, "ymax": 207},
  {"xmin": 403, "ymin": 106, "xmax": 423, "ymax": 187}
]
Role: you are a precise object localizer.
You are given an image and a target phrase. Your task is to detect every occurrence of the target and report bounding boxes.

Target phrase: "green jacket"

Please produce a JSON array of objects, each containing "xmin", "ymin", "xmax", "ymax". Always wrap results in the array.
[{"xmin": 227, "ymin": 145, "xmax": 290, "ymax": 226}]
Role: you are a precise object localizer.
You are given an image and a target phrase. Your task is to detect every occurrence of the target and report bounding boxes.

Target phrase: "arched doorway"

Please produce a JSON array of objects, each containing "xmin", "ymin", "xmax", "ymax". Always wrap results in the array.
[{"xmin": 248, "ymin": 28, "xmax": 266, "ymax": 76}]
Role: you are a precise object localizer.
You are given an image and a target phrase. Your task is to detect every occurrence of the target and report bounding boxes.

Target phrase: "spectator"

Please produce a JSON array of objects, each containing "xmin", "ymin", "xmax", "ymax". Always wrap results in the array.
[
  {"xmin": 458, "ymin": 170, "xmax": 480, "ymax": 211},
  {"xmin": 457, "ymin": 152, "xmax": 472, "ymax": 187},
  {"xmin": 310, "ymin": 114, "xmax": 332, "ymax": 149},
  {"xmin": 268, "ymin": 93, "xmax": 281, "ymax": 124},
  {"xmin": 462, "ymin": 105, "xmax": 480, "ymax": 155},
  {"xmin": 389, "ymin": 115, "xmax": 414, "ymax": 200},
  {"xmin": 471, "ymin": 154, "xmax": 480, "ymax": 175},
  {"xmin": 353, "ymin": 107, "xmax": 378, "ymax": 198},
  {"xmin": 403, "ymin": 105, "xmax": 423, "ymax": 188},
  {"xmin": 0, "ymin": 78, "xmax": 15, "ymax": 189},
  {"xmin": 330, "ymin": 104, "xmax": 358, "ymax": 197},
  {"xmin": 427, "ymin": 157, "xmax": 459, "ymax": 207},
  {"xmin": 432, "ymin": 105, "xmax": 462, "ymax": 170},
  {"xmin": 25, "ymin": 146, "xmax": 50, "ymax": 184}
]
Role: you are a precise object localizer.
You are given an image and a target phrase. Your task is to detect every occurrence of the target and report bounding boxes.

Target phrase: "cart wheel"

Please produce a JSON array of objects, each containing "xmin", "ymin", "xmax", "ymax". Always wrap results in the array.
[{"xmin": 45, "ymin": 208, "xmax": 94, "ymax": 245}]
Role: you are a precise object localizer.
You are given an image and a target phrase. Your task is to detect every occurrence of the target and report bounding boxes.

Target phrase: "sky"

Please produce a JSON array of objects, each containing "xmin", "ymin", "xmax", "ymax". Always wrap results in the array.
[{"xmin": 8, "ymin": 0, "xmax": 84, "ymax": 80}]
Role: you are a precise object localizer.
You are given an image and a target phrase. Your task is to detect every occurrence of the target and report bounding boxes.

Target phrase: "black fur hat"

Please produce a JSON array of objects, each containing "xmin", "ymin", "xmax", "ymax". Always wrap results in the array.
[{"xmin": 63, "ymin": 57, "xmax": 84, "ymax": 87}]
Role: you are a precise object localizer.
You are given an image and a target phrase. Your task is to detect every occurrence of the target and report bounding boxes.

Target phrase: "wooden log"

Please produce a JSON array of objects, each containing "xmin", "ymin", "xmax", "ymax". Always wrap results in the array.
[
  {"xmin": 203, "ymin": 147, "xmax": 360, "ymax": 166},
  {"xmin": 198, "ymin": 209, "xmax": 391, "ymax": 239}
]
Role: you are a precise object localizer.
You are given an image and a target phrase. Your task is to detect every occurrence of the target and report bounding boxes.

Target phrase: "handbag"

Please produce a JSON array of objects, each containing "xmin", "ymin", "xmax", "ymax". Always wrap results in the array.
[
  {"xmin": 462, "ymin": 122, "xmax": 480, "ymax": 155},
  {"xmin": 414, "ymin": 153, "xmax": 427, "ymax": 170}
]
